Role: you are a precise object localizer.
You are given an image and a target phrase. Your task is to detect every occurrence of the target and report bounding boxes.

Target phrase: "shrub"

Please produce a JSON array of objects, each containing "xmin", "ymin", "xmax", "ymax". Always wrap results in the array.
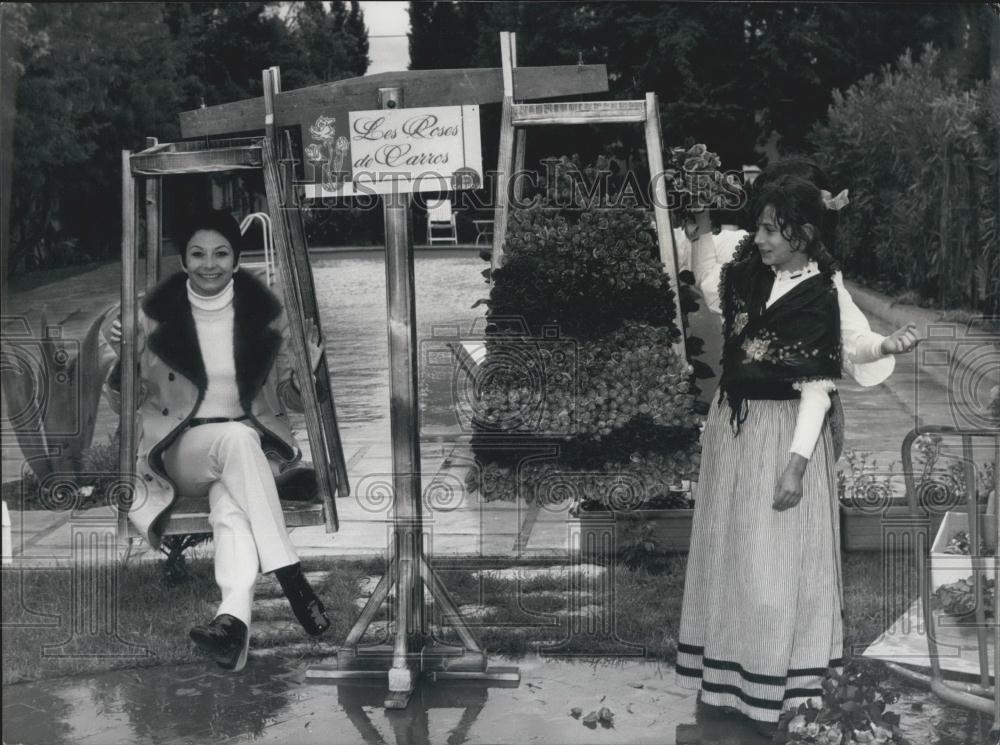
[{"xmin": 811, "ymin": 45, "xmax": 999, "ymax": 315}]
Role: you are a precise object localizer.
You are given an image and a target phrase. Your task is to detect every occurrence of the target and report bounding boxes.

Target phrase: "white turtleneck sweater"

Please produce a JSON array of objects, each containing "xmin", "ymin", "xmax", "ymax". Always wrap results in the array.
[{"xmin": 187, "ymin": 279, "xmax": 243, "ymax": 419}]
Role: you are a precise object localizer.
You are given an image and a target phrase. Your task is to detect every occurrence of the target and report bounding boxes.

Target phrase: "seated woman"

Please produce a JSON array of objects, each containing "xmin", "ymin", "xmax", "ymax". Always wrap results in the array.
[{"xmin": 106, "ymin": 209, "xmax": 329, "ymax": 672}]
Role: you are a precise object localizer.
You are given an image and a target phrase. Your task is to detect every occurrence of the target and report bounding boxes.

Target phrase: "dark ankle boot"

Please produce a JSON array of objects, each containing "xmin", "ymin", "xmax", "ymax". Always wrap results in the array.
[
  {"xmin": 275, "ymin": 563, "xmax": 330, "ymax": 636},
  {"xmin": 189, "ymin": 614, "xmax": 249, "ymax": 672}
]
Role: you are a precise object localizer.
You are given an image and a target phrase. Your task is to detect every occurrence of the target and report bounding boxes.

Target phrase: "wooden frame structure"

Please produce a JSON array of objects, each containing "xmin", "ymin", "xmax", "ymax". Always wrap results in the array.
[
  {"xmin": 117, "ymin": 131, "xmax": 349, "ymax": 542},
  {"xmin": 152, "ymin": 46, "xmax": 610, "ymax": 709},
  {"xmin": 490, "ymin": 32, "xmax": 688, "ymax": 361}
]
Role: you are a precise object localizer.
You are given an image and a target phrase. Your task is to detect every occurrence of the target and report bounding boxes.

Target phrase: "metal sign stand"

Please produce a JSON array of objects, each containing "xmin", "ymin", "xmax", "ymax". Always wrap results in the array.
[{"xmin": 304, "ymin": 85, "xmax": 519, "ymax": 709}]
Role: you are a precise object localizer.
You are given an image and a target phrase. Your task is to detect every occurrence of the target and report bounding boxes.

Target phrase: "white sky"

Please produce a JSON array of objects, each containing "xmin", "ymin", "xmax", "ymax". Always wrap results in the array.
[{"xmin": 360, "ymin": 1, "xmax": 411, "ymax": 74}]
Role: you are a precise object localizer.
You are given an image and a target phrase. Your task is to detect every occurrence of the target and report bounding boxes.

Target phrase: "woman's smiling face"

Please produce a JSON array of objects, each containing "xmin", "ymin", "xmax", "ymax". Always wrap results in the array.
[
  {"xmin": 185, "ymin": 229, "xmax": 237, "ymax": 296},
  {"xmin": 754, "ymin": 205, "xmax": 804, "ymax": 271}
]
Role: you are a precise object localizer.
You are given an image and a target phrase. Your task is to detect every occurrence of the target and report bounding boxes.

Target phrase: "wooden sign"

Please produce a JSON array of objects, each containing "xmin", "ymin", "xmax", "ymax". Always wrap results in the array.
[{"xmin": 303, "ymin": 105, "xmax": 483, "ymax": 197}]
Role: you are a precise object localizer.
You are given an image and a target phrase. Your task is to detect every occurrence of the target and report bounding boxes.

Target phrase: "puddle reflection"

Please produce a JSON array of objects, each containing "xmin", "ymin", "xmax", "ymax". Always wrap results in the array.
[{"xmin": 4, "ymin": 655, "xmax": 994, "ymax": 745}]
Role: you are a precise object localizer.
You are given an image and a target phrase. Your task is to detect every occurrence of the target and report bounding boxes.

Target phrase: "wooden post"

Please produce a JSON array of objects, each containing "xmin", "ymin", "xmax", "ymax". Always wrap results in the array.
[
  {"xmin": 644, "ymin": 92, "xmax": 687, "ymax": 361},
  {"xmin": 491, "ymin": 32, "xmax": 517, "ymax": 270},
  {"xmin": 118, "ymin": 151, "xmax": 138, "ymax": 537},
  {"xmin": 261, "ymin": 139, "xmax": 339, "ymax": 532},
  {"xmin": 263, "ymin": 66, "xmax": 280, "ymax": 146},
  {"xmin": 379, "ymin": 85, "xmax": 425, "ymax": 708},
  {"xmin": 510, "ymin": 38, "xmax": 527, "ymax": 204},
  {"xmin": 264, "ymin": 67, "xmax": 348, "ymax": 529},
  {"xmin": 143, "ymin": 138, "xmax": 161, "ymax": 289},
  {"xmin": 261, "ymin": 67, "xmax": 351, "ymax": 508}
]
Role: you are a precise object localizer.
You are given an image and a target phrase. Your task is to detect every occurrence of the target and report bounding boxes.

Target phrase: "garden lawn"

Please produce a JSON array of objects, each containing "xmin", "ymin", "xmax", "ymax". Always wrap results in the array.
[{"xmin": 2, "ymin": 551, "xmax": 916, "ymax": 685}]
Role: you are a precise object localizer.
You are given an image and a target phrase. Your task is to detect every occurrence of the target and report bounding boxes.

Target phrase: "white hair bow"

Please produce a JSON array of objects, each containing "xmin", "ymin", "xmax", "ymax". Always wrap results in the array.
[{"xmin": 820, "ymin": 189, "xmax": 850, "ymax": 211}]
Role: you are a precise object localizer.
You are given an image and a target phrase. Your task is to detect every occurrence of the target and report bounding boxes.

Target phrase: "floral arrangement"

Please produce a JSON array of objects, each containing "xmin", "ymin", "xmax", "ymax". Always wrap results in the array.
[
  {"xmin": 942, "ymin": 530, "xmax": 995, "ymax": 556},
  {"xmin": 488, "ymin": 207, "xmax": 677, "ymax": 337},
  {"xmin": 837, "ymin": 436, "xmax": 997, "ymax": 511},
  {"xmin": 776, "ymin": 666, "xmax": 909, "ymax": 745},
  {"xmin": 470, "ymin": 153, "xmax": 711, "ymax": 510},
  {"xmin": 933, "ymin": 575, "xmax": 996, "ymax": 619},
  {"xmin": 664, "ymin": 143, "xmax": 741, "ymax": 218}
]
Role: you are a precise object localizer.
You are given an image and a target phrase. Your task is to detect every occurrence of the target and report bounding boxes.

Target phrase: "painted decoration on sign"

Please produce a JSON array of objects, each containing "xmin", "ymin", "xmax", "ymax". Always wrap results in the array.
[
  {"xmin": 304, "ymin": 115, "xmax": 351, "ymax": 191},
  {"xmin": 304, "ymin": 105, "xmax": 482, "ymax": 198}
]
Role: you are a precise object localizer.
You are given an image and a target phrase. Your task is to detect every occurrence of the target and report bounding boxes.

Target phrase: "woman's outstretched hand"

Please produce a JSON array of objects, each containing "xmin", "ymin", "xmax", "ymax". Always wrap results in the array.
[
  {"xmin": 880, "ymin": 323, "xmax": 919, "ymax": 355},
  {"xmin": 773, "ymin": 455, "xmax": 807, "ymax": 511}
]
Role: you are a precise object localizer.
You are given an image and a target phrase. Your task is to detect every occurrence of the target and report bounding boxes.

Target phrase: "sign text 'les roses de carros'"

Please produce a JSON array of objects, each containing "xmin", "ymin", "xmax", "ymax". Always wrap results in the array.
[{"xmin": 302, "ymin": 105, "xmax": 482, "ymax": 197}]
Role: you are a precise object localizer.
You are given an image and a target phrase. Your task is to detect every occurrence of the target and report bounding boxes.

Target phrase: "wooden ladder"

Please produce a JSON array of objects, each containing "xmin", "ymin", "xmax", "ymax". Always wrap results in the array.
[{"xmin": 490, "ymin": 31, "xmax": 688, "ymax": 361}]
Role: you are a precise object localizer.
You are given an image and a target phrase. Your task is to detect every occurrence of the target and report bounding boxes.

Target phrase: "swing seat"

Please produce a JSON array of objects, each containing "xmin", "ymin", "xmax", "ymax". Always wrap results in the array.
[
  {"xmin": 142, "ymin": 461, "xmax": 324, "ymax": 538},
  {"xmin": 153, "ymin": 498, "xmax": 325, "ymax": 538}
]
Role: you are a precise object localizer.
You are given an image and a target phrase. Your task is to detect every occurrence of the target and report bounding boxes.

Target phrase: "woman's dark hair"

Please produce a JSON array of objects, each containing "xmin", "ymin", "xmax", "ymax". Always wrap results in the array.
[
  {"xmin": 750, "ymin": 174, "xmax": 839, "ymax": 279},
  {"xmin": 734, "ymin": 156, "xmax": 841, "ymax": 242},
  {"xmin": 177, "ymin": 209, "xmax": 243, "ymax": 267}
]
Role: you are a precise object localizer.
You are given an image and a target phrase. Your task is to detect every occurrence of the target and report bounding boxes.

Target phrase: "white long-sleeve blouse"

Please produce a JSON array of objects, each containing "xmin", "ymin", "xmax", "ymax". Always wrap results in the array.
[{"xmin": 684, "ymin": 228, "xmax": 893, "ymax": 459}]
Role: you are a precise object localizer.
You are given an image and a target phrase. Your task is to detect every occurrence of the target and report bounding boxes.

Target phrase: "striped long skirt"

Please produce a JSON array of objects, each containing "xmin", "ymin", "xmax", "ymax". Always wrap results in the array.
[{"xmin": 677, "ymin": 395, "xmax": 844, "ymax": 723}]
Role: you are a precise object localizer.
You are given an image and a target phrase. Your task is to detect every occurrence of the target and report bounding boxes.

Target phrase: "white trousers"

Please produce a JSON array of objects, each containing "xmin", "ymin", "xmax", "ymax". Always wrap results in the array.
[{"xmin": 162, "ymin": 422, "xmax": 299, "ymax": 626}]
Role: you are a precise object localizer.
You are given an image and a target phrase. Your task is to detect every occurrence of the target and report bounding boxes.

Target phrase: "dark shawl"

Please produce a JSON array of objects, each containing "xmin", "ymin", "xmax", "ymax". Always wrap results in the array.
[{"xmin": 717, "ymin": 255, "xmax": 841, "ymax": 432}]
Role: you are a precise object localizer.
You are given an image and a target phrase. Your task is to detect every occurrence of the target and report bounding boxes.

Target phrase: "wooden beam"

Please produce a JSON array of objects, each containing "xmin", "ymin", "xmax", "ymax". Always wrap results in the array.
[
  {"xmin": 512, "ymin": 101, "xmax": 646, "ymax": 126},
  {"xmin": 118, "ymin": 150, "xmax": 138, "ymax": 540},
  {"xmin": 180, "ymin": 65, "xmax": 609, "ymax": 138},
  {"xmin": 644, "ymin": 93, "xmax": 687, "ymax": 364}
]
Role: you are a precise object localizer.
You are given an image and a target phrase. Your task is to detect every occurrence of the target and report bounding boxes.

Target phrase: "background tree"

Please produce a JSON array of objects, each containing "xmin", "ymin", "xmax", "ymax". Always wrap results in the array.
[
  {"xmin": 283, "ymin": 0, "xmax": 369, "ymax": 86},
  {"xmin": 10, "ymin": 3, "xmax": 183, "ymax": 273},
  {"xmin": 7, "ymin": 1, "xmax": 370, "ymax": 275},
  {"xmin": 408, "ymin": 2, "xmax": 991, "ymax": 169}
]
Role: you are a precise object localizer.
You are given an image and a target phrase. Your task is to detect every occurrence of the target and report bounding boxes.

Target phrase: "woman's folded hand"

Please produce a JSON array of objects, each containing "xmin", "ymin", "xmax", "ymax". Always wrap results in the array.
[{"xmin": 773, "ymin": 454, "xmax": 807, "ymax": 511}]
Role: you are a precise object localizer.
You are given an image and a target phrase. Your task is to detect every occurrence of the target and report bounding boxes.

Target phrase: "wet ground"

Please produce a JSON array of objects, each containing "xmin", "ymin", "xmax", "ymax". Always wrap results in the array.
[{"xmin": 4, "ymin": 653, "xmax": 996, "ymax": 745}]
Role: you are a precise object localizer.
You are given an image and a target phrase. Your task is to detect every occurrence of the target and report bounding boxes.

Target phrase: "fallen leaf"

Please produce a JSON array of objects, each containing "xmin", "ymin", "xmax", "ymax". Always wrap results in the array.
[
  {"xmin": 582, "ymin": 711, "xmax": 599, "ymax": 729},
  {"xmin": 628, "ymin": 682, "xmax": 644, "ymax": 689},
  {"xmin": 570, "ymin": 707, "xmax": 583, "ymax": 719}
]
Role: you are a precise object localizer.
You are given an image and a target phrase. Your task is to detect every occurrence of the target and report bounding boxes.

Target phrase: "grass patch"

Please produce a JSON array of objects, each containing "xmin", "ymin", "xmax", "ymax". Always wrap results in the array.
[
  {"xmin": 1, "ymin": 557, "xmax": 378, "ymax": 685},
  {"xmin": 4, "ymin": 551, "xmax": 916, "ymax": 684}
]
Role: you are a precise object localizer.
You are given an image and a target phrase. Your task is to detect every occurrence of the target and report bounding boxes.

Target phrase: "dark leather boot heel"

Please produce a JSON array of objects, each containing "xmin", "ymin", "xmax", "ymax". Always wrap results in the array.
[{"xmin": 275, "ymin": 563, "xmax": 330, "ymax": 636}]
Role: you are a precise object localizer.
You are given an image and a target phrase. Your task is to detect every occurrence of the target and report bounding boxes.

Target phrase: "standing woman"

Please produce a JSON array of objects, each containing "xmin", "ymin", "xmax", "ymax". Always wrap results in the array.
[
  {"xmin": 676, "ymin": 176, "xmax": 916, "ymax": 733},
  {"xmin": 106, "ymin": 210, "xmax": 329, "ymax": 672}
]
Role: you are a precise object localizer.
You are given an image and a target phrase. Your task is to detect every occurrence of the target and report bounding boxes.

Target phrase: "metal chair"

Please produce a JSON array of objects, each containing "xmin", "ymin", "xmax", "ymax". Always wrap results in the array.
[{"xmin": 888, "ymin": 425, "xmax": 999, "ymax": 729}]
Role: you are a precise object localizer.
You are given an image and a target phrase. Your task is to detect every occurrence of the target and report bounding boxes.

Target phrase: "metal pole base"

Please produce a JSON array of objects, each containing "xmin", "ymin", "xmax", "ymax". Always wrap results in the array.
[{"xmin": 306, "ymin": 652, "xmax": 521, "ymax": 685}]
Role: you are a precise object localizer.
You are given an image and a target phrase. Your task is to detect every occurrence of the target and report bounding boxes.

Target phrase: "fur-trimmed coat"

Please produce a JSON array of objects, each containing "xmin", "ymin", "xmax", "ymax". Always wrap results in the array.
[{"xmin": 105, "ymin": 270, "xmax": 303, "ymax": 548}]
